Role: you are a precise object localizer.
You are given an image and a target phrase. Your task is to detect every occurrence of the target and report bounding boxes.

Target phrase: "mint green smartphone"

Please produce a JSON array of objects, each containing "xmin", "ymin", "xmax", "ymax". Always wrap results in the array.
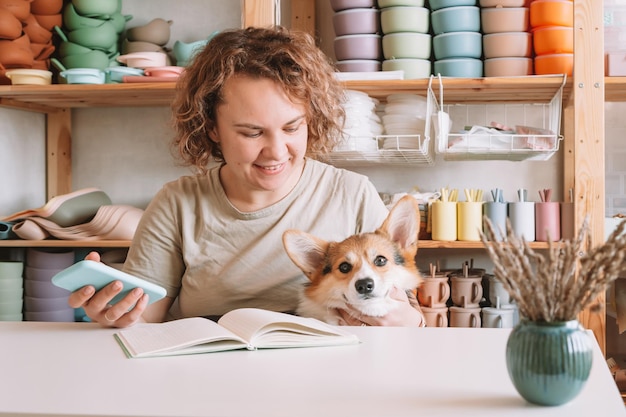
[{"xmin": 52, "ymin": 260, "xmax": 167, "ymax": 305}]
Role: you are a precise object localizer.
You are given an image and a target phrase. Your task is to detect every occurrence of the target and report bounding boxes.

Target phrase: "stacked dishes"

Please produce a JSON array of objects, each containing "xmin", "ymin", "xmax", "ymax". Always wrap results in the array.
[
  {"xmin": 0, "ymin": 0, "xmax": 58, "ymax": 84},
  {"xmin": 0, "ymin": 261, "xmax": 24, "ymax": 321},
  {"xmin": 331, "ymin": 0, "xmax": 382, "ymax": 72},
  {"xmin": 378, "ymin": 0, "xmax": 431, "ymax": 79},
  {"xmin": 530, "ymin": 0, "xmax": 574, "ymax": 75},
  {"xmin": 336, "ymin": 90, "xmax": 382, "ymax": 152},
  {"xmin": 481, "ymin": 0, "xmax": 533, "ymax": 76},
  {"xmin": 56, "ymin": 0, "xmax": 128, "ymax": 70},
  {"xmin": 381, "ymin": 93, "xmax": 428, "ymax": 149},
  {"xmin": 23, "ymin": 248, "xmax": 74, "ymax": 322},
  {"xmin": 430, "ymin": 0, "xmax": 483, "ymax": 77}
]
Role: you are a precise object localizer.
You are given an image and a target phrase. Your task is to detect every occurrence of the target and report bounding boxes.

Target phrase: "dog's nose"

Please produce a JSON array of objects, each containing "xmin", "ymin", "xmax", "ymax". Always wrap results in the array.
[{"xmin": 355, "ymin": 278, "xmax": 375, "ymax": 295}]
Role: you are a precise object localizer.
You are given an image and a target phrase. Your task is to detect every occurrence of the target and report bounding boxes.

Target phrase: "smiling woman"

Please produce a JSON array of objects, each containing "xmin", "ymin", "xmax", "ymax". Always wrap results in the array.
[{"xmin": 68, "ymin": 26, "xmax": 423, "ymax": 330}]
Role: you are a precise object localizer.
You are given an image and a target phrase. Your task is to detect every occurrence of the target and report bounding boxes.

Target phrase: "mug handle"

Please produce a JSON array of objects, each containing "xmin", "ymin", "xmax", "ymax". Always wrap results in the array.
[
  {"xmin": 496, "ymin": 315, "xmax": 502, "ymax": 328},
  {"xmin": 470, "ymin": 313, "xmax": 480, "ymax": 328}
]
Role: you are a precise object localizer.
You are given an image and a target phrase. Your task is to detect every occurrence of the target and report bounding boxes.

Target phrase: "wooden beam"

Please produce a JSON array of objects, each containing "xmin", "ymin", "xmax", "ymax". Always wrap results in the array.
[
  {"xmin": 242, "ymin": 0, "xmax": 276, "ymax": 28},
  {"xmin": 571, "ymin": 0, "xmax": 606, "ymax": 352},
  {"xmin": 46, "ymin": 109, "xmax": 72, "ymax": 199},
  {"xmin": 290, "ymin": 0, "xmax": 315, "ymax": 35}
]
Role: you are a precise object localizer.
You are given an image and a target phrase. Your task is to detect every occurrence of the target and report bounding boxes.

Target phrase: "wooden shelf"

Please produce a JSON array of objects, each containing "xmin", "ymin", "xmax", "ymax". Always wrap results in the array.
[
  {"xmin": 605, "ymin": 77, "xmax": 626, "ymax": 102},
  {"xmin": 0, "ymin": 239, "xmax": 552, "ymax": 250},
  {"xmin": 0, "ymin": 76, "xmax": 573, "ymax": 112}
]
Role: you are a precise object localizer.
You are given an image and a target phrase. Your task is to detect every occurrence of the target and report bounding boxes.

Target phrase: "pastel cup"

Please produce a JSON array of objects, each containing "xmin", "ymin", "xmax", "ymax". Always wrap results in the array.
[
  {"xmin": 421, "ymin": 306, "xmax": 448, "ymax": 327},
  {"xmin": 481, "ymin": 306, "xmax": 515, "ymax": 328},
  {"xmin": 450, "ymin": 276, "xmax": 483, "ymax": 308},
  {"xmin": 449, "ymin": 306, "xmax": 481, "ymax": 328},
  {"xmin": 417, "ymin": 276, "xmax": 450, "ymax": 307}
]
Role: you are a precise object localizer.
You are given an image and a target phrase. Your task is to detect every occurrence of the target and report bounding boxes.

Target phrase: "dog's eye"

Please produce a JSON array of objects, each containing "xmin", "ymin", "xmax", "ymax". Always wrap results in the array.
[
  {"xmin": 374, "ymin": 256, "xmax": 387, "ymax": 267},
  {"xmin": 338, "ymin": 262, "xmax": 352, "ymax": 273}
]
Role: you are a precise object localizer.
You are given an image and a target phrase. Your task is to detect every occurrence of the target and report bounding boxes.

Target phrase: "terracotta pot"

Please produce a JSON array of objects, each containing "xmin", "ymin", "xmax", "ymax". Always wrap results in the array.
[
  {"xmin": 0, "ymin": 8, "xmax": 23, "ymax": 39},
  {"xmin": 0, "ymin": 0, "xmax": 33, "ymax": 22}
]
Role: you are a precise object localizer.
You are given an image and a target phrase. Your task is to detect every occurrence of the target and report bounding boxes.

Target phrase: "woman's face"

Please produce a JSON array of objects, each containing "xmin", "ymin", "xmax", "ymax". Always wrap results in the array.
[{"xmin": 210, "ymin": 75, "xmax": 308, "ymax": 210}]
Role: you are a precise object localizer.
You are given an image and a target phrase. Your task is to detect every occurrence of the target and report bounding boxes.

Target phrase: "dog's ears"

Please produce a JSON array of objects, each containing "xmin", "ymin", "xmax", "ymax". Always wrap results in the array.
[
  {"xmin": 282, "ymin": 230, "xmax": 329, "ymax": 280},
  {"xmin": 379, "ymin": 195, "xmax": 420, "ymax": 251}
]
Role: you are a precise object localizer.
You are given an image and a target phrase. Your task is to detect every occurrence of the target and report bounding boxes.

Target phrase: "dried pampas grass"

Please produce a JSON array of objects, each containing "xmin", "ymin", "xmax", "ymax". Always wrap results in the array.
[{"xmin": 481, "ymin": 217, "xmax": 626, "ymax": 322}]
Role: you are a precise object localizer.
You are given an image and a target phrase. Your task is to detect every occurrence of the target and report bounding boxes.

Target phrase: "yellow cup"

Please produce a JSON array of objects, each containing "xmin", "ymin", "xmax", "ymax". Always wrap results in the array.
[
  {"xmin": 431, "ymin": 201, "xmax": 457, "ymax": 241},
  {"xmin": 457, "ymin": 201, "xmax": 483, "ymax": 241}
]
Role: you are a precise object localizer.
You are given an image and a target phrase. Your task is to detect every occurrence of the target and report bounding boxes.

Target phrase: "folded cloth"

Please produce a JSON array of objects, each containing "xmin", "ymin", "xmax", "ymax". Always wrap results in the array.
[
  {"xmin": 2, "ymin": 188, "xmax": 112, "ymax": 227},
  {"xmin": 12, "ymin": 205, "xmax": 143, "ymax": 241}
]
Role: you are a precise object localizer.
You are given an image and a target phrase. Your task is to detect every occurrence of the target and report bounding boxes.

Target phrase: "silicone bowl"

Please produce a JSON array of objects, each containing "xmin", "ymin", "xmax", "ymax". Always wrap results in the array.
[
  {"xmin": 382, "ymin": 32, "xmax": 432, "ymax": 59},
  {"xmin": 334, "ymin": 34, "xmax": 382, "ymax": 61},
  {"xmin": 533, "ymin": 26, "xmax": 574, "ymax": 55},
  {"xmin": 331, "ymin": 0, "xmax": 376, "ymax": 11},
  {"xmin": 534, "ymin": 53, "xmax": 573, "ymax": 75},
  {"xmin": 23, "ymin": 279, "xmax": 70, "ymax": 298},
  {"xmin": 5, "ymin": 69, "xmax": 52, "ymax": 85},
  {"xmin": 33, "ymin": 13, "xmax": 63, "ymax": 31},
  {"xmin": 482, "ymin": 32, "xmax": 532, "ymax": 58},
  {"xmin": 335, "ymin": 59, "xmax": 382, "ymax": 72},
  {"xmin": 380, "ymin": 6, "xmax": 430, "ymax": 34},
  {"xmin": 0, "ymin": 261, "xmax": 24, "ymax": 279},
  {"xmin": 72, "ymin": 0, "xmax": 118, "ymax": 17},
  {"xmin": 59, "ymin": 68, "xmax": 106, "ymax": 84},
  {"xmin": 0, "ymin": 299, "xmax": 22, "ymax": 315},
  {"xmin": 63, "ymin": 3, "xmax": 110, "ymax": 31},
  {"xmin": 24, "ymin": 295, "xmax": 69, "ymax": 312},
  {"xmin": 24, "ymin": 266, "xmax": 62, "ymax": 282},
  {"xmin": 24, "ymin": 309, "xmax": 75, "ymax": 322},
  {"xmin": 434, "ymin": 58, "xmax": 483, "ymax": 77},
  {"xmin": 433, "ymin": 31, "xmax": 482, "ymax": 60},
  {"xmin": 377, "ymin": 0, "xmax": 425, "ymax": 6},
  {"xmin": 125, "ymin": 18, "xmax": 172, "ymax": 46},
  {"xmin": 530, "ymin": 0, "xmax": 573, "ymax": 28},
  {"xmin": 428, "ymin": 0, "xmax": 477, "ymax": 11},
  {"xmin": 0, "ymin": 277, "xmax": 23, "ymax": 290},
  {"xmin": 479, "ymin": 0, "xmax": 525, "ymax": 6},
  {"xmin": 431, "ymin": 6, "xmax": 480, "ymax": 35},
  {"xmin": 333, "ymin": 8, "xmax": 381, "ymax": 36},
  {"xmin": 143, "ymin": 66, "xmax": 184, "ymax": 78},
  {"xmin": 31, "ymin": 0, "xmax": 63, "ymax": 15},
  {"xmin": 484, "ymin": 57, "xmax": 533, "ymax": 76},
  {"xmin": 26, "ymin": 248, "xmax": 75, "ymax": 269},
  {"xmin": 0, "ymin": 8, "xmax": 23, "ymax": 39},
  {"xmin": 66, "ymin": 23, "xmax": 118, "ymax": 50},
  {"xmin": 480, "ymin": 7, "xmax": 529, "ymax": 34},
  {"xmin": 382, "ymin": 58, "xmax": 431, "ymax": 79},
  {"xmin": 105, "ymin": 66, "xmax": 144, "ymax": 83},
  {"xmin": 117, "ymin": 51, "xmax": 168, "ymax": 69}
]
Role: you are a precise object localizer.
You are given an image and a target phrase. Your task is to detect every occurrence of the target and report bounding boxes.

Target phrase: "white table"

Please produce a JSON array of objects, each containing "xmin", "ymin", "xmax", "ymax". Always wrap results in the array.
[{"xmin": 0, "ymin": 322, "xmax": 623, "ymax": 417}]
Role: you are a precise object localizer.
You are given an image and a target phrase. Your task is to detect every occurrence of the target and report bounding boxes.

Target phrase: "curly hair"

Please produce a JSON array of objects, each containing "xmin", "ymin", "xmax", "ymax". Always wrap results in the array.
[{"xmin": 171, "ymin": 26, "xmax": 346, "ymax": 173}]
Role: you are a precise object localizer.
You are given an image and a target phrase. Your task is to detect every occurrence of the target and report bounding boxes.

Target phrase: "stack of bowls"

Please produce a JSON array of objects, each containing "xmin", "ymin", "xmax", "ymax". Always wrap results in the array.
[
  {"xmin": 381, "ymin": 93, "xmax": 428, "ymax": 149},
  {"xmin": 331, "ymin": 0, "xmax": 382, "ymax": 72},
  {"xmin": 23, "ymin": 248, "xmax": 74, "ymax": 322},
  {"xmin": 336, "ymin": 90, "xmax": 382, "ymax": 152},
  {"xmin": 430, "ymin": 0, "xmax": 483, "ymax": 77},
  {"xmin": 378, "ymin": 0, "xmax": 431, "ymax": 79},
  {"xmin": 54, "ymin": 0, "xmax": 129, "ymax": 74},
  {"xmin": 529, "ymin": 0, "xmax": 574, "ymax": 75},
  {"xmin": 0, "ymin": 261, "xmax": 24, "ymax": 321},
  {"xmin": 481, "ymin": 0, "xmax": 533, "ymax": 76},
  {"xmin": 0, "ymin": 0, "xmax": 57, "ymax": 84}
]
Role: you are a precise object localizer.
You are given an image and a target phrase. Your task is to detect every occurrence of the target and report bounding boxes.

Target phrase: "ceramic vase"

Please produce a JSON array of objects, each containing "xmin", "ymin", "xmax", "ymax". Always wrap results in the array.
[{"xmin": 505, "ymin": 319, "xmax": 593, "ymax": 406}]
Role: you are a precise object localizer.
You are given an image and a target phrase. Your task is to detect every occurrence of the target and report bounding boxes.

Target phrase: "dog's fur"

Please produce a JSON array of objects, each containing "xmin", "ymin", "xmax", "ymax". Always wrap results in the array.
[{"xmin": 282, "ymin": 195, "xmax": 422, "ymax": 325}]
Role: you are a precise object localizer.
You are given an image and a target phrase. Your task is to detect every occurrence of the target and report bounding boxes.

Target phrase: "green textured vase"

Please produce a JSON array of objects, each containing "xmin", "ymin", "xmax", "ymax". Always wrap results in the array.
[{"xmin": 505, "ymin": 319, "xmax": 593, "ymax": 406}]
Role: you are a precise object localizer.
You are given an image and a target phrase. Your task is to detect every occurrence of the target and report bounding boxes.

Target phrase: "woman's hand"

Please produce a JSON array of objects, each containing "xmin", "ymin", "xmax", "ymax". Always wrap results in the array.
[
  {"xmin": 67, "ymin": 251, "xmax": 149, "ymax": 328},
  {"xmin": 337, "ymin": 287, "xmax": 425, "ymax": 327}
]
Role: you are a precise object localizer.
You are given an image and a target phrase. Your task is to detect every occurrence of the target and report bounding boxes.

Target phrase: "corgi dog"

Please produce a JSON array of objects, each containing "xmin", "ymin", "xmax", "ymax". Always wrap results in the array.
[{"xmin": 282, "ymin": 195, "xmax": 422, "ymax": 325}]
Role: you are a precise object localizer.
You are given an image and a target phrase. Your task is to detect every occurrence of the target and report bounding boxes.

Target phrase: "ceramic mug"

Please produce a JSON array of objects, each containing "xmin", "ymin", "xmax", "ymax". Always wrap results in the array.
[
  {"xmin": 417, "ymin": 276, "xmax": 450, "ymax": 307},
  {"xmin": 535, "ymin": 201, "xmax": 561, "ymax": 242},
  {"xmin": 421, "ymin": 306, "xmax": 448, "ymax": 327},
  {"xmin": 449, "ymin": 306, "xmax": 481, "ymax": 328},
  {"xmin": 450, "ymin": 276, "xmax": 483, "ymax": 308},
  {"xmin": 508, "ymin": 201, "xmax": 535, "ymax": 241},
  {"xmin": 483, "ymin": 201, "xmax": 507, "ymax": 240}
]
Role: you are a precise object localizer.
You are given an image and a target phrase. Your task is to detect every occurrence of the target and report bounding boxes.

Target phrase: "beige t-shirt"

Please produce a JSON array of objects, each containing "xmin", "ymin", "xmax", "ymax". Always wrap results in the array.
[{"xmin": 123, "ymin": 158, "xmax": 388, "ymax": 319}]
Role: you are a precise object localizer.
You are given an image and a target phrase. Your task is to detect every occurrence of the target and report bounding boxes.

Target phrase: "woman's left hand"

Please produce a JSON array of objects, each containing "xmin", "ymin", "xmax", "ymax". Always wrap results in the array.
[{"xmin": 337, "ymin": 287, "xmax": 425, "ymax": 327}]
